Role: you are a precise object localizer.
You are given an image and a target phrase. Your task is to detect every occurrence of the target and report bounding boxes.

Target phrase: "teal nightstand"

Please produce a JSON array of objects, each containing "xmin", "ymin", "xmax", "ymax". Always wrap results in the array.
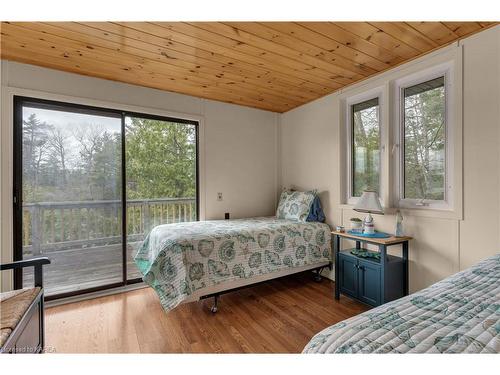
[{"xmin": 332, "ymin": 231, "xmax": 412, "ymax": 307}]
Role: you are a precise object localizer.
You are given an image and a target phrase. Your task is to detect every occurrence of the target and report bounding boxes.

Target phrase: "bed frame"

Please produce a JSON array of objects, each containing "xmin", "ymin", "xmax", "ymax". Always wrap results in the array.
[
  {"xmin": 192, "ymin": 214, "xmax": 332, "ymax": 313},
  {"xmin": 198, "ymin": 262, "xmax": 331, "ymax": 313}
]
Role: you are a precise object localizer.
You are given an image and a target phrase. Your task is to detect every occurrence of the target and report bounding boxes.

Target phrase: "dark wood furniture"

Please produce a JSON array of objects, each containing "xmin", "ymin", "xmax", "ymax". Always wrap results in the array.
[
  {"xmin": 332, "ymin": 231, "xmax": 412, "ymax": 307},
  {"xmin": 0, "ymin": 257, "xmax": 50, "ymax": 353}
]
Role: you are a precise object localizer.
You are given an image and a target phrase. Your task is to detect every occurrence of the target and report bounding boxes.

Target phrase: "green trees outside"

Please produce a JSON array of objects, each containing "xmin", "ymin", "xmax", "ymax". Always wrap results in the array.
[
  {"xmin": 352, "ymin": 80, "xmax": 445, "ymax": 201},
  {"xmin": 22, "ymin": 113, "xmax": 56, "ymax": 202},
  {"xmin": 22, "ymin": 112, "xmax": 122, "ymax": 203},
  {"xmin": 22, "ymin": 112, "xmax": 196, "ymax": 204},
  {"xmin": 403, "ymin": 82, "xmax": 445, "ymax": 201},
  {"xmin": 125, "ymin": 117, "xmax": 196, "ymax": 200},
  {"xmin": 352, "ymin": 101, "xmax": 380, "ymax": 196}
]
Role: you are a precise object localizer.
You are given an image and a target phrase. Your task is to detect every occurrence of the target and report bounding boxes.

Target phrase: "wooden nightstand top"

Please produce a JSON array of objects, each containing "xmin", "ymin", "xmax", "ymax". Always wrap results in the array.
[{"xmin": 332, "ymin": 231, "xmax": 413, "ymax": 245}]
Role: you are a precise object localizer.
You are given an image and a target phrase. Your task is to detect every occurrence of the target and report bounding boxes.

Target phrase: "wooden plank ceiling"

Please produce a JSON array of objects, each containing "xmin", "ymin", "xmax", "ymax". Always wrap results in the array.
[{"xmin": 0, "ymin": 22, "xmax": 496, "ymax": 112}]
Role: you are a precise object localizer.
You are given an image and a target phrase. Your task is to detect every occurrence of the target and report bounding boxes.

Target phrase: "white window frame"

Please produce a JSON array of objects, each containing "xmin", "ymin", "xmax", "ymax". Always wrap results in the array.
[
  {"xmin": 393, "ymin": 62, "xmax": 454, "ymax": 211},
  {"xmin": 344, "ymin": 86, "xmax": 385, "ymax": 206}
]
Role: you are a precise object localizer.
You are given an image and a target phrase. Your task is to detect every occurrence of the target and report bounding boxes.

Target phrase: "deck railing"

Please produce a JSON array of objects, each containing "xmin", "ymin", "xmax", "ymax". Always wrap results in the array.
[{"xmin": 22, "ymin": 198, "xmax": 196, "ymax": 255}]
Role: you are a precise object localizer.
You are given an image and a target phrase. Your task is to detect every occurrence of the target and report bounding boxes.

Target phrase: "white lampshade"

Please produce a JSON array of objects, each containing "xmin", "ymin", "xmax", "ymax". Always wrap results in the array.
[{"xmin": 354, "ymin": 191, "xmax": 384, "ymax": 214}]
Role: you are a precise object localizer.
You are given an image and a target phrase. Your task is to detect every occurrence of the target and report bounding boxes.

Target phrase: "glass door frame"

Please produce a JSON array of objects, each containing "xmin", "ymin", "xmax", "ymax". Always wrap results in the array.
[{"xmin": 13, "ymin": 95, "xmax": 200, "ymax": 300}]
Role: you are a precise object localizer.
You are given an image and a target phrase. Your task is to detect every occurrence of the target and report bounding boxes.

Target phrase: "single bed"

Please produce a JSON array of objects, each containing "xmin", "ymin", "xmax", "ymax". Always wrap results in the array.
[
  {"xmin": 134, "ymin": 216, "xmax": 331, "ymax": 313},
  {"xmin": 303, "ymin": 253, "xmax": 500, "ymax": 353}
]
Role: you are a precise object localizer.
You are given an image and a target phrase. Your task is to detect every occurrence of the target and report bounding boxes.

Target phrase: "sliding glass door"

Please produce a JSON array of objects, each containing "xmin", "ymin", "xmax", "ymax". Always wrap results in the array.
[
  {"xmin": 125, "ymin": 114, "xmax": 198, "ymax": 280},
  {"xmin": 13, "ymin": 97, "xmax": 198, "ymax": 298}
]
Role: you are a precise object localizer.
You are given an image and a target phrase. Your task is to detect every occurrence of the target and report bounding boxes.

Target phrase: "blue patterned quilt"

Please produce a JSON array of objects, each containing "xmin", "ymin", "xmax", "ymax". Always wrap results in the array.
[
  {"xmin": 135, "ymin": 217, "xmax": 331, "ymax": 312},
  {"xmin": 304, "ymin": 254, "xmax": 500, "ymax": 353}
]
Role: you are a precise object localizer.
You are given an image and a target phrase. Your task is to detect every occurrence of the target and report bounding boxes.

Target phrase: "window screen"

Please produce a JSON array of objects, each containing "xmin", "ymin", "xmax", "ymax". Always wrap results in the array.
[
  {"xmin": 403, "ymin": 76, "xmax": 446, "ymax": 200},
  {"xmin": 352, "ymin": 97, "xmax": 380, "ymax": 197}
]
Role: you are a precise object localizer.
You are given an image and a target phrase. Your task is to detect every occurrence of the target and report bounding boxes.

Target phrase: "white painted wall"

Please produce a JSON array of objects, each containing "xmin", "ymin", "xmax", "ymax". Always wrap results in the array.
[
  {"xmin": 280, "ymin": 26, "xmax": 500, "ymax": 292},
  {"xmin": 459, "ymin": 27, "xmax": 500, "ymax": 270},
  {"xmin": 0, "ymin": 61, "xmax": 278, "ymax": 291},
  {"xmin": 204, "ymin": 100, "xmax": 278, "ymax": 219}
]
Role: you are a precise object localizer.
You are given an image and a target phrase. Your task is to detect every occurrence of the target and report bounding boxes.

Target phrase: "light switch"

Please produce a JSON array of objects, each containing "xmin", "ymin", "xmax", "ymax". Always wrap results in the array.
[{"xmin": 217, "ymin": 192, "xmax": 223, "ymax": 201}]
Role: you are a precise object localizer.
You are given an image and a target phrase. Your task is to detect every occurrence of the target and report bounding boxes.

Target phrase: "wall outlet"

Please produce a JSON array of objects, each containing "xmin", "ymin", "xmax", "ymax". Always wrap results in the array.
[{"xmin": 217, "ymin": 192, "xmax": 223, "ymax": 201}]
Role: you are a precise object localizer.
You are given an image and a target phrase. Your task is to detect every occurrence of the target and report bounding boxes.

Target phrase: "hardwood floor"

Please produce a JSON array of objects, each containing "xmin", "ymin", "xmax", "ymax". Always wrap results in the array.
[{"xmin": 45, "ymin": 272, "xmax": 369, "ymax": 353}]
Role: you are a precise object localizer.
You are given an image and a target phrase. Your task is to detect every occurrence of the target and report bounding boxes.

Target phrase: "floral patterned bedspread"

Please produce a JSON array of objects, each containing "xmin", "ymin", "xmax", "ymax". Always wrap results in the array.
[
  {"xmin": 303, "ymin": 254, "xmax": 500, "ymax": 353},
  {"xmin": 134, "ymin": 217, "xmax": 331, "ymax": 312}
]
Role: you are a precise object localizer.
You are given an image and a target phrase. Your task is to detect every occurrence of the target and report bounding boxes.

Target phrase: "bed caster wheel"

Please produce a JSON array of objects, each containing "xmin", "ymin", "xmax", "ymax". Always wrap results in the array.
[
  {"xmin": 210, "ymin": 295, "xmax": 219, "ymax": 313},
  {"xmin": 314, "ymin": 269, "xmax": 323, "ymax": 282}
]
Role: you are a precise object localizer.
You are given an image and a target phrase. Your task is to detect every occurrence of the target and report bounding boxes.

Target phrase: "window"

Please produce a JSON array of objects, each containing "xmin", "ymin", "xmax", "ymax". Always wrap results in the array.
[
  {"xmin": 341, "ymin": 57, "xmax": 460, "ymax": 216},
  {"xmin": 346, "ymin": 95, "xmax": 381, "ymax": 203},
  {"xmin": 403, "ymin": 77, "xmax": 446, "ymax": 202},
  {"xmin": 394, "ymin": 61, "xmax": 456, "ymax": 212}
]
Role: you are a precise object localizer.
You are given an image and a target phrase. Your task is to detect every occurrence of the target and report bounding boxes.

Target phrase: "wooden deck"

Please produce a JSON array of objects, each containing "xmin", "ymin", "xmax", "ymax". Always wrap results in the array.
[
  {"xmin": 20, "ymin": 198, "xmax": 196, "ymax": 296},
  {"xmin": 24, "ymin": 243, "xmax": 143, "ymax": 296}
]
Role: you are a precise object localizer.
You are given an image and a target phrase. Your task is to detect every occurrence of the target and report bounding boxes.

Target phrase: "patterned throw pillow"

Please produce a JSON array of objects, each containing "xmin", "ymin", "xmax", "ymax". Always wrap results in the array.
[{"xmin": 276, "ymin": 190, "xmax": 316, "ymax": 222}]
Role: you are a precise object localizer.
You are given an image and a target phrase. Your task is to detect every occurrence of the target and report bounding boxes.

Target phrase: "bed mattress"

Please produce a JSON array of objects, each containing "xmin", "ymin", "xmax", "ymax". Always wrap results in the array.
[
  {"xmin": 303, "ymin": 254, "xmax": 500, "ymax": 353},
  {"xmin": 135, "ymin": 217, "xmax": 331, "ymax": 312}
]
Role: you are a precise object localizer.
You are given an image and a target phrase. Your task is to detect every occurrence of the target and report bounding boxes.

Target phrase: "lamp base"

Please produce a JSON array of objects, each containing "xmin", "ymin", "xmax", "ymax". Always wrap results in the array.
[{"xmin": 363, "ymin": 213, "xmax": 375, "ymax": 234}]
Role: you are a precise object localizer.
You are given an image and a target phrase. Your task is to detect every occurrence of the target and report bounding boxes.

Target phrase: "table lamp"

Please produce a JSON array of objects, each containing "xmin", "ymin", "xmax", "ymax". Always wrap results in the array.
[{"xmin": 353, "ymin": 191, "xmax": 384, "ymax": 234}]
